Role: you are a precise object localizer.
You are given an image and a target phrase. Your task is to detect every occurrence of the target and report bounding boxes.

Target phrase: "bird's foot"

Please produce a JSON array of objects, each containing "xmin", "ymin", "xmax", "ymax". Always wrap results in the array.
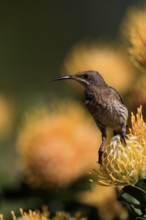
[
  {"xmin": 98, "ymin": 151, "xmax": 103, "ymax": 164},
  {"xmin": 120, "ymin": 133, "xmax": 128, "ymax": 146}
]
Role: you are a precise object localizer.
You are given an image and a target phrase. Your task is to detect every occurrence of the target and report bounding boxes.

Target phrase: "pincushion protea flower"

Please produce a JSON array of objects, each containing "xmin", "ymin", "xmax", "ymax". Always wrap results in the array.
[
  {"xmin": 130, "ymin": 105, "xmax": 146, "ymax": 140},
  {"xmin": 0, "ymin": 207, "xmax": 86, "ymax": 220},
  {"xmin": 93, "ymin": 106, "xmax": 146, "ymax": 186}
]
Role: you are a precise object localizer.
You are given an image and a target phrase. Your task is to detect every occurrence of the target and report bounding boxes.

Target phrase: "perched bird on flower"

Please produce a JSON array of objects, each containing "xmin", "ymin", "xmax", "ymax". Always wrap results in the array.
[
  {"xmin": 55, "ymin": 70, "xmax": 128, "ymax": 163},
  {"xmin": 92, "ymin": 106, "xmax": 146, "ymax": 218},
  {"xmin": 93, "ymin": 106, "xmax": 146, "ymax": 186}
]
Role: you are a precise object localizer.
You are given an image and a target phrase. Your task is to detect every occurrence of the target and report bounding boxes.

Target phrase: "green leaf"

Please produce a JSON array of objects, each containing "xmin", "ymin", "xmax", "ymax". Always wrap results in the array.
[
  {"xmin": 120, "ymin": 192, "xmax": 140, "ymax": 205},
  {"xmin": 120, "ymin": 184, "xmax": 146, "ymax": 207}
]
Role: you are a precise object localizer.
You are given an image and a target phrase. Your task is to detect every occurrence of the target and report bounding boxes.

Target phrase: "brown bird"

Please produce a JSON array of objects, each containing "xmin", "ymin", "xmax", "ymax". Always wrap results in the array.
[{"xmin": 54, "ymin": 70, "xmax": 128, "ymax": 163}]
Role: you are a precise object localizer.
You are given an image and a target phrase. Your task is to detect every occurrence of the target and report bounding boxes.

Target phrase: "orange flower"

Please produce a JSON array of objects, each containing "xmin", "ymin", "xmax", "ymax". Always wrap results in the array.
[
  {"xmin": 122, "ymin": 6, "xmax": 146, "ymax": 71},
  {"xmin": 17, "ymin": 101, "xmax": 99, "ymax": 188},
  {"xmin": 130, "ymin": 106, "xmax": 146, "ymax": 140}
]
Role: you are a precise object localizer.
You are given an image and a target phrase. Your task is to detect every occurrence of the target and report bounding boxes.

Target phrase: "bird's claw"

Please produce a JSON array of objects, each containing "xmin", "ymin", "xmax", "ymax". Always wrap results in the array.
[
  {"xmin": 120, "ymin": 133, "xmax": 128, "ymax": 146},
  {"xmin": 98, "ymin": 151, "xmax": 103, "ymax": 164}
]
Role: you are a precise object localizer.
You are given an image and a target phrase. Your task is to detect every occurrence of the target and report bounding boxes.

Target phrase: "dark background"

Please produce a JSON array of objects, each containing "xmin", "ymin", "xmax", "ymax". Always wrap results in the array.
[{"xmin": 0, "ymin": 0, "xmax": 139, "ymax": 93}]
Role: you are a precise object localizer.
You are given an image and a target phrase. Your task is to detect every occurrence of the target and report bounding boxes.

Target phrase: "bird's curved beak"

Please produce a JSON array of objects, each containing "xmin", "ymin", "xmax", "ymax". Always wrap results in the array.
[
  {"xmin": 53, "ymin": 75, "xmax": 76, "ymax": 81},
  {"xmin": 53, "ymin": 74, "xmax": 89, "ymax": 86}
]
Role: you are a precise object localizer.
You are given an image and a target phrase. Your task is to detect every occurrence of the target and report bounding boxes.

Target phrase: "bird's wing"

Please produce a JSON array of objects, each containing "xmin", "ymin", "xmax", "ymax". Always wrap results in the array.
[{"xmin": 109, "ymin": 86, "xmax": 124, "ymax": 103}]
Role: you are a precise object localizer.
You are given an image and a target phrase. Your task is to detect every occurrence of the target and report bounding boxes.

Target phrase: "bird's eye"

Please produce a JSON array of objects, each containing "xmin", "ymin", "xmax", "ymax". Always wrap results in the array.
[{"xmin": 84, "ymin": 74, "xmax": 89, "ymax": 79}]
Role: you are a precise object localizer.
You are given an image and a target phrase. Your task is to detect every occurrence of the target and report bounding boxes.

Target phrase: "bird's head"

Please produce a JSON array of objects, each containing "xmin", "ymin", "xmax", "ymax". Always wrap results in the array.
[{"xmin": 54, "ymin": 70, "xmax": 106, "ymax": 87}]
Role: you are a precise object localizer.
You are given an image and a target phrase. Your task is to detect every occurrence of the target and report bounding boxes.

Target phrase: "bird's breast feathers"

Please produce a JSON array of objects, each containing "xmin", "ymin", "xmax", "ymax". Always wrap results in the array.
[{"xmin": 84, "ymin": 87, "xmax": 128, "ymax": 129}]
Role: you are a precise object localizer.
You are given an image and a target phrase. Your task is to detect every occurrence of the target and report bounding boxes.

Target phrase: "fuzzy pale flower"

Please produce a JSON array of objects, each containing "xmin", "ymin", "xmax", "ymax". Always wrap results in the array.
[
  {"xmin": 76, "ymin": 185, "xmax": 128, "ymax": 220},
  {"xmin": 93, "ymin": 106, "xmax": 146, "ymax": 186},
  {"xmin": 122, "ymin": 6, "xmax": 146, "ymax": 71},
  {"xmin": 17, "ymin": 101, "xmax": 99, "ymax": 188},
  {"xmin": 62, "ymin": 42, "xmax": 135, "ymax": 93}
]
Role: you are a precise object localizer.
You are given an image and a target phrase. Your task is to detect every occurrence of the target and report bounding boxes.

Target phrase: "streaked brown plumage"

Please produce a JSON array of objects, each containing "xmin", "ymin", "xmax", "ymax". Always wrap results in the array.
[{"xmin": 54, "ymin": 70, "xmax": 128, "ymax": 163}]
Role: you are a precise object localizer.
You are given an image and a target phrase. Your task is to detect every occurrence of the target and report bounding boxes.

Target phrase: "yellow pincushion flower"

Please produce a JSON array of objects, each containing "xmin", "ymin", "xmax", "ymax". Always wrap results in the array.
[
  {"xmin": 94, "ymin": 106, "xmax": 146, "ymax": 186},
  {"xmin": 130, "ymin": 105, "xmax": 146, "ymax": 140}
]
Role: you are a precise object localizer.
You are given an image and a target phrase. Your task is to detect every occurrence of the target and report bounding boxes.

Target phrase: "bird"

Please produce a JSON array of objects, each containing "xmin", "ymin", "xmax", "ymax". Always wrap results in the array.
[{"xmin": 54, "ymin": 70, "xmax": 128, "ymax": 164}]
